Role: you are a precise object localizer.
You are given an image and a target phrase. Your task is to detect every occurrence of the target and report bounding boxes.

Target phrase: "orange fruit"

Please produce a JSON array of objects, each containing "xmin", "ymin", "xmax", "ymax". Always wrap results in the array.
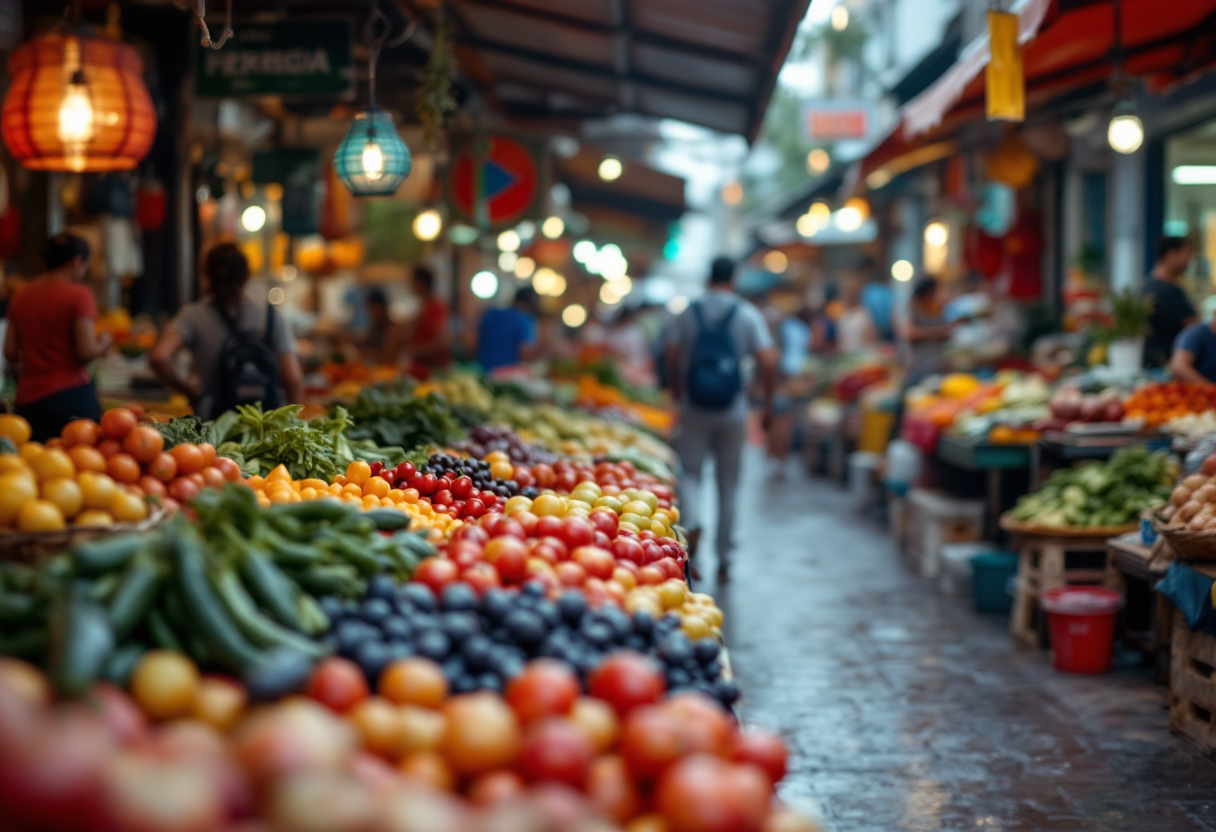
[
  {"xmin": 122, "ymin": 426, "xmax": 164, "ymax": 464},
  {"xmin": 18, "ymin": 442, "xmax": 43, "ymax": 463},
  {"xmin": 99, "ymin": 408, "xmax": 138, "ymax": 441},
  {"xmin": 106, "ymin": 454, "xmax": 142, "ymax": 485},
  {"xmin": 41, "ymin": 478, "xmax": 83, "ymax": 519},
  {"xmin": 363, "ymin": 477, "xmax": 390, "ymax": 499},
  {"xmin": 67, "ymin": 445, "xmax": 107, "ymax": 474},
  {"xmin": 380, "ymin": 658, "xmax": 449, "ymax": 708},
  {"xmin": 16, "ymin": 500, "xmax": 65, "ymax": 532},
  {"xmin": 29, "ymin": 449, "xmax": 75, "ymax": 483},
  {"xmin": 0, "ymin": 415, "xmax": 31, "ymax": 446}
]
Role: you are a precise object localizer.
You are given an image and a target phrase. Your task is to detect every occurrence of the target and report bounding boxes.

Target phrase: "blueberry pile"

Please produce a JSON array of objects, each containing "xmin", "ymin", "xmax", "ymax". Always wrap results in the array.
[
  {"xmin": 422, "ymin": 453, "xmax": 521, "ymax": 500},
  {"xmin": 454, "ymin": 425, "xmax": 558, "ymax": 467},
  {"xmin": 319, "ymin": 577, "xmax": 739, "ymax": 708}
]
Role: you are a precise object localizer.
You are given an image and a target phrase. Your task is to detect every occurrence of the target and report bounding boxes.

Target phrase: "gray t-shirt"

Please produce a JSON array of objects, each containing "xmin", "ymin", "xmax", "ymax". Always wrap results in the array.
[
  {"xmin": 667, "ymin": 291, "xmax": 773, "ymax": 419},
  {"xmin": 169, "ymin": 295, "xmax": 297, "ymax": 419}
]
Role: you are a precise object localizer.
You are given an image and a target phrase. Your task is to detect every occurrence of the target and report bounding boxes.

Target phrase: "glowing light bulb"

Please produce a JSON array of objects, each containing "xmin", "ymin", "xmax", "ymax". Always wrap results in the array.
[
  {"xmin": 924, "ymin": 221, "xmax": 949, "ymax": 247},
  {"xmin": 541, "ymin": 216, "xmax": 565, "ymax": 238},
  {"xmin": 361, "ymin": 140, "xmax": 385, "ymax": 180},
  {"xmin": 891, "ymin": 260, "xmax": 914, "ymax": 282},
  {"xmin": 763, "ymin": 251, "xmax": 788, "ymax": 274},
  {"xmin": 562, "ymin": 304, "xmax": 587, "ymax": 327},
  {"xmin": 835, "ymin": 206, "xmax": 863, "ymax": 232},
  {"xmin": 241, "ymin": 205, "xmax": 267, "ymax": 233},
  {"xmin": 831, "ymin": 5, "xmax": 849, "ymax": 30},
  {"xmin": 58, "ymin": 74, "xmax": 94, "ymax": 146},
  {"xmin": 413, "ymin": 209, "xmax": 442, "ymax": 241},
  {"xmin": 498, "ymin": 230, "xmax": 521, "ymax": 253},
  {"xmin": 1108, "ymin": 111, "xmax": 1144, "ymax": 155},
  {"xmin": 471, "ymin": 271, "xmax": 499, "ymax": 299},
  {"xmin": 598, "ymin": 156, "xmax": 623, "ymax": 181}
]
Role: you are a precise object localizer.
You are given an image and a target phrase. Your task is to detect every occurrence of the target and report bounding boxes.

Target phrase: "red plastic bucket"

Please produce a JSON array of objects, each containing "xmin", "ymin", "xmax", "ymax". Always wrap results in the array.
[{"xmin": 1041, "ymin": 587, "xmax": 1123, "ymax": 674}]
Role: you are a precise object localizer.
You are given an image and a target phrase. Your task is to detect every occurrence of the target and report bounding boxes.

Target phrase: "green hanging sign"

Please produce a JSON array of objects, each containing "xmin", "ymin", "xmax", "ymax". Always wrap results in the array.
[{"xmin": 195, "ymin": 20, "xmax": 354, "ymax": 98}]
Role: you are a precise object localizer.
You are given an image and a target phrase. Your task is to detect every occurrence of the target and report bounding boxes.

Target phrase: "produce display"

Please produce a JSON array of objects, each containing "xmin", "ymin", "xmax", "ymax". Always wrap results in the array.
[
  {"xmin": 1124, "ymin": 382, "xmax": 1216, "ymax": 428},
  {"xmin": 0, "ymin": 374, "xmax": 823, "ymax": 832},
  {"xmin": 0, "ymin": 411, "xmax": 242, "ymax": 533},
  {"xmin": 346, "ymin": 385, "xmax": 467, "ymax": 457},
  {"xmin": 1159, "ymin": 449, "xmax": 1216, "ymax": 531},
  {"xmin": 1008, "ymin": 446, "xmax": 1175, "ymax": 529}
]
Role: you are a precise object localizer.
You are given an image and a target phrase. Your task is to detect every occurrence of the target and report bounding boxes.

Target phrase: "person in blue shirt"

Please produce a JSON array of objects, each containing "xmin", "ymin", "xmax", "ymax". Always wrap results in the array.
[
  {"xmin": 1169, "ymin": 312, "xmax": 1216, "ymax": 383},
  {"xmin": 476, "ymin": 287, "xmax": 539, "ymax": 372}
]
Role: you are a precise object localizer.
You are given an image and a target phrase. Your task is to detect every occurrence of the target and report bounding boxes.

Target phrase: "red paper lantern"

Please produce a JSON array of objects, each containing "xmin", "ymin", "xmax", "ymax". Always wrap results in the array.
[
  {"xmin": 135, "ymin": 179, "xmax": 166, "ymax": 230},
  {"xmin": 1, "ymin": 34, "xmax": 156, "ymax": 173}
]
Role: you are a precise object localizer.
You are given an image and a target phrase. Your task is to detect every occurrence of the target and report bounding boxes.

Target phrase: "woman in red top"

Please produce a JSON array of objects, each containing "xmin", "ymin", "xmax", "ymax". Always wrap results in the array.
[
  {"xmin": 4, "ymin": 233, "xmax": 110, "ymax": 441},
  {"xmin": 405, "ymin": 266, "xmax": 452, "ymax": 378}
]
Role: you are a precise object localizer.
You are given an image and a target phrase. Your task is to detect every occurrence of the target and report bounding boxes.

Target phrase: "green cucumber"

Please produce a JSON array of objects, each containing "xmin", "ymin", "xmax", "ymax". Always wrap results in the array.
[
  {"xmin": 171, "ymin": 533, "xmax": 264, "ymax": 674},
  {"xmin": 48, "ymin": 585, "xmax": 115, "ymax": 697},
  {"xmin": 239, "ymin": 551, "xmax": 303, "ymax": 630},
  {"xmin": 362, "ymin": 508, "xmax": 410, "ymax": 532},
  {"xmin": 74, "ymin": 535, "xmax": 145, "ymax": 577},
  {"xmin": 268, "ymin": 499, "xmax": 353, "ymax": 524},
  {"xmin": 212, "ymin": 568, "xmax": 329, "ymax": 659},
  {"xmin": 294, "ymin": 564, "xmax": 364, "ymax": 598},
  {"xmin": 0, "ymin": 592, "xmax": 38, "ymax": 624},
  {"xmin": 108, "ymin": 556, "xmax": 163, "ymax": 640},
  {"xmin": 146, "ymin": 607, "xmax": 183, "ymax": 652},
  {"xmin": 104, "ymin": 643, "xmax": 147, "ymax": 686},
  {"xmin": 295, "ymin": 593, "xmax": 330, "ymax": 636}
]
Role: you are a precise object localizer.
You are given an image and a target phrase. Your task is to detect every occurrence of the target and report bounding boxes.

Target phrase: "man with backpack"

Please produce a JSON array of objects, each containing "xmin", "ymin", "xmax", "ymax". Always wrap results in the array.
[
  {"xmin": 151, "ymin": 243, "xmax": 303, "ymax": 420},
  {"xmin": 664, "ymin": 257, "xmax": 778, "ymax": 582}
]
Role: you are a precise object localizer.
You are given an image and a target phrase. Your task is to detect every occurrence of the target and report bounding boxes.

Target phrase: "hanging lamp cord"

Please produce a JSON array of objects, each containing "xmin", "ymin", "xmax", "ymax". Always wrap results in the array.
[
  {"xmin": 174, "ymin": 0, "xmax": 233, "ymax": 50},
  {"xmin": 364, "ymin": 3, "xmax": 420, "ymax": 110}
]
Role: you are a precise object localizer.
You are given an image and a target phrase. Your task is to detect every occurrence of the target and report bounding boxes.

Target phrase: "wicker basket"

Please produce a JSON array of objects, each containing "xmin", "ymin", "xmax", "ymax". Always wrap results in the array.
[
  {"xmin": 1152, "ymin": 513, "xmax": 1216, "ymax": 562},
  {"xmin": 0, "ymin": 505, "xmax": 170, "ymax": 565},
  {"xmin": 1000, "ymin": 514, "xmax": 1137, "ymax": 539}
]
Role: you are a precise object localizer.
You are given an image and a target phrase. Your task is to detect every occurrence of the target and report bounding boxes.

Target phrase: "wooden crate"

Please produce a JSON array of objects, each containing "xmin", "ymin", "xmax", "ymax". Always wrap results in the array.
[
  {"xmin": 1170, "ymin": 611, "xmax": 1216, "ymax": 757},
  {"xmin": 905, "ymin": 489, "xmax": 984, "ymax": 579},
  {"xmin": 1010, "ymin": 531, "xmax": 1113, "ymax": 649}
]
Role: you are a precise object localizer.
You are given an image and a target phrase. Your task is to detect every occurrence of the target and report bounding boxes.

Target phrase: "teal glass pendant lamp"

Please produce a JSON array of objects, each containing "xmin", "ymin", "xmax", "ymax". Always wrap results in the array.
[{"xmin": 335, "ymin": 16, "xmax": 411, "ymax": 196}]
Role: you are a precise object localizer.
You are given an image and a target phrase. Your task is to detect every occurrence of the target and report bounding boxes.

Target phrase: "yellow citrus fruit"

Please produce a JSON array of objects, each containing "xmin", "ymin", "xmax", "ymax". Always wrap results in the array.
[
  {"xmin": 74, "ymin": 510, "xmax": 114, "ymax": 527},
  {"xmin": 16, "ymin": 500, "xmax": 65, "ymax": 532},
  {"xmin": 29, "ymin": 449, "xmax": 75, "ymax": 484},
  {"xmin": 0, "ymin": 415, "xmax": 31, "ymax": 447},
  {"xmin": 0, "ymin": 472, "xmax": 38, "ymax": 525},
  {"xmin": 77, "ymin": 472, "xmax": 119, "ymax": 510},
  {"xmin": 41, "ymin": 478, "xmax": 83, "ymax": 519},
  {"xmin": 0, "ymin": 454, "xmax": 27, "ymax": 475},
  {"xmin": 18, "ymin": 442, "xmax": 44, "ymax": 463},
  {"xmin": 110, "ymin": 491, "xmax": 149, "ymax": 523}
]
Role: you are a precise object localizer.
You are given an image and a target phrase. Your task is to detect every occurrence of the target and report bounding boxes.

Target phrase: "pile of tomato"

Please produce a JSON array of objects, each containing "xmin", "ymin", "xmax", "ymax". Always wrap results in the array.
[{"xmin": 1124, "ymin": 381, "xmax": 1216, "ymax": 427}]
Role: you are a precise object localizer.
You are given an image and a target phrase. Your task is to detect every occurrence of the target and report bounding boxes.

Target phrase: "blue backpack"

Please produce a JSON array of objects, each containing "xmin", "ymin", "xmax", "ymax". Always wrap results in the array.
[{"xmin": 686, "ymin": 302, "xmax": 741, "ymax": 409}]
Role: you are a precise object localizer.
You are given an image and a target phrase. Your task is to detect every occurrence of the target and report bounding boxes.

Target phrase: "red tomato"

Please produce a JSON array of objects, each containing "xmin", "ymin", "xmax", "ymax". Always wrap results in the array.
[
  {"xmin": 417, "ymin": 474, "xmax": 438, "ymax": 495},
  {"xmin": 532, "ymin": 464, "xmax": 556, "ymax": 488},
  {"xmin": 485, "ymin": 516, "xmax": 525, "ymax": 539},
  {"xmin": 655, "ymin": 557, "xmax": 683, "ymax": 580},
  {"xmin": 461, "ymin": 562, "xmax": 502, "ymax": 595},
  {"xmin": 637, "ymin": 566, "xmax": 665, "ymax": 585},
  {"xmin": 730, "ymin": 730, "xmax": 789, "ymax": 785},
  {"xmin": 528, "ymin": 541, "xmax": 561, "ymax": 566},
  {"xmin": 589, "ymin": 509, "xmax": 619, "ymax": 538},
  {"xmin": 588, "ymin": 652, "xmax": 666, "ymax": 716},
  {"xmin": 461, "ymin": 499, "xmax": 487, "ymax": 520},
  {"xmin": 101, "ymin": 408, "xmax": 138, "ymax": 440},
  {"xmin": 559, "ymin": 517, "xmax": 595, "ymax": 550},
  {"xmin": 534, "ymin": 515, "xmax": 564, "ymax": 539},
  {"xmin": 452, "ymin": 524, "xmax": 489, "ymax": 546},
  {"xmin": 612, "ymin": 537, "xmax": 645, "ymax": 564},
  {"xmin": 656, "ymin": 754, "xmax": 772, "ymax": 832},
  {"xmin": 620, "ymin": 704, "xmax": 691, "ymax": 781},
  {"xmin": 512, "ymin": 467, "xmax": 535, "ymax": 489},
  {"xmin": 106, "ymin": 453, "xmax": 142, "ymax": 485},
  {"xmin": 169, "ymin": 444, "xmax": 204, "ymax": 476},
  {"xmin": 305, "ymin": 657, "xmax": 369, "ymax": 713},
  {"xmin": 212, "ymin": 457, "xmax": 242, "ymax": 482},
  {"xmin": 440, "ymin": 693, "xmax": 522, "ymax": 776},
  {"xmin": 518, "ymin": 718, "xmax": 594, "ymax": 788},
  {"xmin": 587, "ymin": 754, "xmax": 642, "ymax": 824},
  {"xmin": 447, "ymin": 540, "xmax": 484, "ymax": 571},
  {"xmin": 433, "ymin": 489, "xmax": 454, "ymax": 507},
  {"xmin": 451, "ymin": 476, "xmax": 475, "ymax": 500},
  {"xmin": 537, "ymin": 536, "xmax": 569, "ymax": 561},
  {"xmin": 484, "ymin": 537, "xmax": 528, "ymax": 584},
  {"xmin": 413, "ymin": 558, "xmax": 460, "ymax": 595},
  {"xmin": 138, "ymin": 475, "xmax": 167, "ymax": 498},
  {"xmin": 200, "ymin": 466, "xmax": 226, "ymax": 489},
  {"xmin": 122, "ymin": 426, "xmax": 164, "ymax": 464},
  {"xmin": 507, "ymin": 510, "xmax": 538, "ymax": 536},
  {"xmin": 527, "ymin": 569, "xmax": 560, "ymax": 595},
  {"xmin": 97, "ymin": 438, "xmax": 122, "ymax": 458},
  {"xmin": 197, "ymin": 443, "xmax": 217, "ymax": 467},
  {"xmin": 506, "ymin": 660, "xmax": 580, "ymax": 724},
  {"xmin": 554, "ymin": 561, "xmax": 587, "ymax": 588},
  {"xmin": 186, "ymin": 472, "xmax": 205, "ymax": 488},
  {"xmin": 615, "ymin": 560, "xmax": 639, "ymax": 576},
  {"xmin": 572, "ymin": 546, "xmax": 615, "ymax": 580},
  {"xmin": 555, "ymin": 472, "xmax": 578, "ymax": 493},
  {"xmin": 61, "ymin": 419, "xmax": 101, "ymax": 448},
  {"xmin": 167, "ymin": 477, "xmax": 200, "ymax": 504},
  {"xmin": 667, "ymin": 693, "xmax": 736, "ymax": 756},
  {"xmin": 148, "ymin": 453, "xmax": 177, "ymax": 483}
]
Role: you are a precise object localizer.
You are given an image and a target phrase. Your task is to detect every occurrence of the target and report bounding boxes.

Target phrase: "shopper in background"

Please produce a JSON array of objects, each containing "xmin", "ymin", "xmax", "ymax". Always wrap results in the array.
[
  {"xmin": 151, "ymin": 243, "xmax": 303, "ymax": 420},
  {"xmin": 4, "ymin": 233, "xmax": 108, "ymax": 441},
  {"xmin": 766, "ymin": 304, "xmax": 813, "ymax": 477},
  {"xmin": 404, "ymin": 267, "xmax": 452, "ymax": 376},
  {"xmin": 359, "ymin": 287, "xmax": 397, "ymax": 365},
  {"xmin": 1144, "ymin": 236, "xmax": 1196, "ymax": 367},
  {"xmin": 897, "ymin": 277, "xmax": 958, "ymax": 385},
  {"xmin": 1168, "ymin": 307, "xmax": 1216, "ymax": 384},
  {"xmin": 476, "ymin": 286, "xmax": 539, "ymax": 372},
  {"xmin": 665, "ymin": 257, "xmax": 777, "ymax": 582},
  {"xmin": 836, "ymin": 276, "xmax": 877, "ymax": 354},
  {"xmin": 861, "ymin": 266, "xmax": 896, "ymax": 342}
]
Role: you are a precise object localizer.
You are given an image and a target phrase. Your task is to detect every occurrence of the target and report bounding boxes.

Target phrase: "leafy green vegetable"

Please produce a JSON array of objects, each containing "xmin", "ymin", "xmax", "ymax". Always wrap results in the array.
[
  {"xmin": 346, "ymin": 385, "xmax": 464, "ymax": 452},
  {"xmin": 1011, "ymin": 445, "xmax": 1175, "ymax": 527},
  {"xmin": 152, "ymin": 416, "xmax": 210, "ymax": 450}
]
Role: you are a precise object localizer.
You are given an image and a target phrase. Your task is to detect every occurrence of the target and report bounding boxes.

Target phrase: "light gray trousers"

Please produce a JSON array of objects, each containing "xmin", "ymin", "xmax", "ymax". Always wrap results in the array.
[{"xmin": 674, "ymin": 407, "xmax": 746, "ymax": 563}]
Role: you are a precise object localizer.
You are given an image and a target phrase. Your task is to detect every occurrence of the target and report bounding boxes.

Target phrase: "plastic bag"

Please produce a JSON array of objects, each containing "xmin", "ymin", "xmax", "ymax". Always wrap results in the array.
[{"xmin": 1156, "ymin": 563, "xmax": 1216, "ymax": 634}]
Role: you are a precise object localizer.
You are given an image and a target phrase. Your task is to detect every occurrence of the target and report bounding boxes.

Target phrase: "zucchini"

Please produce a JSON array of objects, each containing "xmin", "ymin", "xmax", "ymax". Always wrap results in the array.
[
  {"xmin": 239, "ymin": 551, "xmax": 303, "ymax": 630},
  {"xmin": 108, "ymin": 556, "xmax": 163, "ymax": 640},
  {"xmin": 74, "ymin": 535, "xmax": 145, "ymax": 577},
  {"xmin": 104, "ymin": 643, "xmax": 147, "ymax": 686},
  {"xmin": 171, "ymin": 533, "xmax": 264, "ymax": 674},
  {"xmin": 295, "ymin": 593, "xmax": 330, "ymax": 636},
  {"xmin": 48, "ymin": 585, "xmax": 115, "ymax": 697},
  {"xmin": 212, "ymin": 568, "xmax": 329, "ymax": 659},
  {"xmin": 294, "ymin": 564, "xmax": 364, "ymax": 598},
  {"xmin": 268, "ymin": 499, "xmax": 353, "ymax": 525},
  {"xmin": 0, "ymin": 628, "xmax": 48, "ymax": 660},
  {"xmin": 362, "ymin": 508, "xmax": 410, "ymax": 532},
  {"xmin": 242, "ymin": 647, "xmax": 315, "ymax": 703},
  {"xmin": 146, "ymin": 607, "xmax": 183, "ymax": 652}
]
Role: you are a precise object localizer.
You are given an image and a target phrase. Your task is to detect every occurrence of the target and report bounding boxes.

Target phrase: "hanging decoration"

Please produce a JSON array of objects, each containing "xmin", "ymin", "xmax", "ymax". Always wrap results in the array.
[
  {"xmin": 985, "ymin": 7, "xmax": 1024, "ymax": 123},
  {"xmin": 1, "ymin": 27, "xmax": 156, "ymax": 173},
  {"xmin": 334, "ymin": 8, "xmax": 413, "ymax": 197},
  {"xmin": 417, "ymin": 0, "xmax": 458, "ymax": 147},
  {"xmin": 1106, "ymin": 0, "xmax": 1143, "ymax": 155},
  {"xmin": 185, "ymin": 0, "xmax": 234, "ymax": 51},
  {"xmin": 135, "ymin": 177, "xmax": 166, "ymax": 231}
]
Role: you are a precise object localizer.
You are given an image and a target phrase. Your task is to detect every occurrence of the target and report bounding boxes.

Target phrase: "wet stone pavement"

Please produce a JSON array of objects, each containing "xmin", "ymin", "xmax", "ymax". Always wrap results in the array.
[{"xmin": 697, "ymin": 452, "xmax": 1216, "ymax": 832}]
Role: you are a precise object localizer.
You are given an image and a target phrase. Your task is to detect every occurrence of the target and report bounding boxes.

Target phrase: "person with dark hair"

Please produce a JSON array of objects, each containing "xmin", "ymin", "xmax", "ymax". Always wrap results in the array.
[
  {"xmin": 897, "ymin": 277, "xmax": 958, "ymax": 384},
  {"xmin": 4, "ymin": 232, "xmax": 108, "ymax": 440},
  {"xmin": 476, "ymin": 286, "xmax": 539, "ymax": 372},
  {"xmin": 664, "ymin": 256, "xmax": 777, "ymax": 582},
  {"xmin": 151, "ymin": 242, "xmax": 302, "ymax": 420},
  {"xmin": 1145, "ymin": 236, "xmax": 1195, "ymax": 366},
  {"xmin": 357, "ymin": 286, "xmax": 395, "ymax": 364},
  {"xmin": 405, "ymin": 266, "xmax": 452, "ymax": 374}
]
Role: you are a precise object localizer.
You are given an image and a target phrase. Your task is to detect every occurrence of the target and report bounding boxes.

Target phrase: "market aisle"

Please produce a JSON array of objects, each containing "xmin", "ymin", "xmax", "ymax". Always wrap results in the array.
[{"xmin": 709, "ymin": 453, "xmax": 1216, "ymax": 832}]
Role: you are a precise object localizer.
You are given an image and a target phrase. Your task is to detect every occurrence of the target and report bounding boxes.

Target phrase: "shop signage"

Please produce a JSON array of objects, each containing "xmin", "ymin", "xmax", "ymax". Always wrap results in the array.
[
  {"xmin": 801, "ymin": 100, "xmax": 873, "ymax": 142},
  {"xmin": 195, "ymin": 20, "xmax": 354, "ymax": 98},
  {"xmin": 448, "ymin": 134, "xmax": 544, "ymax": 228}
]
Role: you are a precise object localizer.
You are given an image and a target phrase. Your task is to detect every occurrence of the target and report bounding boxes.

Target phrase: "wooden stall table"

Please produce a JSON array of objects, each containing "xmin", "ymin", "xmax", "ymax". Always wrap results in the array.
[
  {"xmin": 936, "ymin": 435, "xmax": 1031, "ymax": 540},
  {"xmin": 1105, "ymin": 532, "xmax": 1173, "ymax": 682}
]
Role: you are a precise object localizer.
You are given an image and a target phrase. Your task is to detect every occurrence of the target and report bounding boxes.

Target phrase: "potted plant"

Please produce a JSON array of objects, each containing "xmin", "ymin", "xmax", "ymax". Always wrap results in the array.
[{"xmin": 1107, "ymin": 288, "xmax": 1152, "ymax": 376}]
